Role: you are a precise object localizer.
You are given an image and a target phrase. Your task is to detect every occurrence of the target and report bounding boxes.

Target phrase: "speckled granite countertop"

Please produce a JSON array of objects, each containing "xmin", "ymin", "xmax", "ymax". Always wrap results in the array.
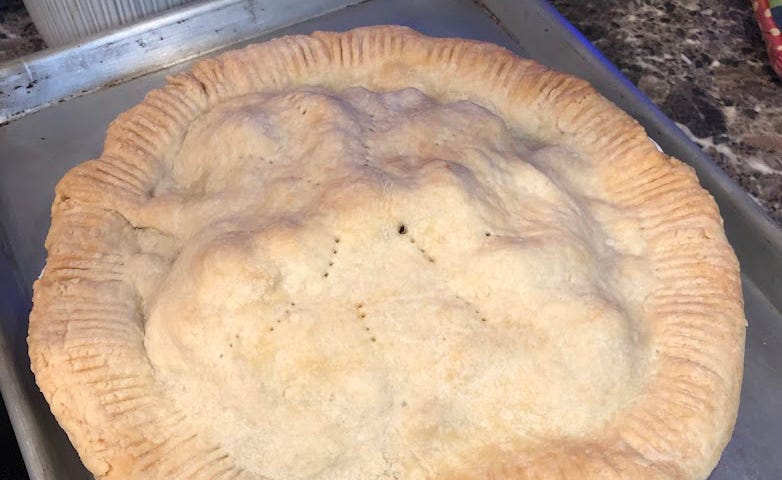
[
  {"xmin": 1, "ymin": 0, "xmax": 780, "ymax": 224},
  {"xmin": 0, "ymin": 0, "xmax": 42, "ymax": 63},
  {"xmin": 550, "ymin": 0, "xmax": 782, "ymax": 226}
]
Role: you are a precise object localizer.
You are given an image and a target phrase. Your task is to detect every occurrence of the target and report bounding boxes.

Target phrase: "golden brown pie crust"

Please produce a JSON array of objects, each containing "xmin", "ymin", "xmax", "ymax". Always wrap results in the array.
[{"xmin": 28, "ymin": 26, "xmax": 745, "ymax": 479}]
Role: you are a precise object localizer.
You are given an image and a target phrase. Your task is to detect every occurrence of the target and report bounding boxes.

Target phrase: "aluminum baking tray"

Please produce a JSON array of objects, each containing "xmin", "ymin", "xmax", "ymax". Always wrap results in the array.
[{"xmin": 1, "ymin": 0, "xmax": 780, "ymax": 478}]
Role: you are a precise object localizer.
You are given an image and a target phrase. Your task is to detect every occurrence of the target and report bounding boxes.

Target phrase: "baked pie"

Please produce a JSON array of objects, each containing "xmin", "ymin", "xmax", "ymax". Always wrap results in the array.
[{"xmin": 28, "ymin": 26, "xmax": 745, "ymax": 479}]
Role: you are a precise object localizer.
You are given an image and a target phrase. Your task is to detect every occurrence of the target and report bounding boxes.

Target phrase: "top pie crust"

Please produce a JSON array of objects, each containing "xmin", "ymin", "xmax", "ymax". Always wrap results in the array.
[{"xmin": 28, "ymin": 26, "xmax": 745, "ymax": 480}]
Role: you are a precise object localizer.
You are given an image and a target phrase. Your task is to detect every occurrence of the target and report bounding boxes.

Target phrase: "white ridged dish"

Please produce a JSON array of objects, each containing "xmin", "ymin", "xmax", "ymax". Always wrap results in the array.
[{"xmin": 23, "ymin": 0, "xmax": 194, "ymax": 46}]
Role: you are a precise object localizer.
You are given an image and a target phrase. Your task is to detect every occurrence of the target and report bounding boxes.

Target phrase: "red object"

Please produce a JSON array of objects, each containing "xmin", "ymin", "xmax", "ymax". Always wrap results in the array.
[{"xmin": 753, "ymin": 0, "xmax": 782, "ymax": 78}]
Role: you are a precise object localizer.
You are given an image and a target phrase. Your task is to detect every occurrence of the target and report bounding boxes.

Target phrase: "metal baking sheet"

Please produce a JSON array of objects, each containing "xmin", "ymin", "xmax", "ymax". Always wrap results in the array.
[
  {"xmin": 0, "ymin": 0, "xmax": 363, "ymax": 124},
  {"xmin": 1, "ymin": 0, "xmax": 780, "ymax": 478}
]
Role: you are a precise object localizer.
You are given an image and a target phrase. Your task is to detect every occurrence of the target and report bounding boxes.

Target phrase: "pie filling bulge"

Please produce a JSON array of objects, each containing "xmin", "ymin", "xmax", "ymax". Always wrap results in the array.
[{"xmin": 132, "ymin": 87, "xmax": 651, "ymax": 478}]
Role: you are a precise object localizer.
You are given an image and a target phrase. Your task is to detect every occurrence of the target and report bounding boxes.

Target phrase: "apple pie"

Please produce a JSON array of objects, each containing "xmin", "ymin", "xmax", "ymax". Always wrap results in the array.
[{"xmin": 28, "ymin": 26, "xmax": 745, "ymax": 480}]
